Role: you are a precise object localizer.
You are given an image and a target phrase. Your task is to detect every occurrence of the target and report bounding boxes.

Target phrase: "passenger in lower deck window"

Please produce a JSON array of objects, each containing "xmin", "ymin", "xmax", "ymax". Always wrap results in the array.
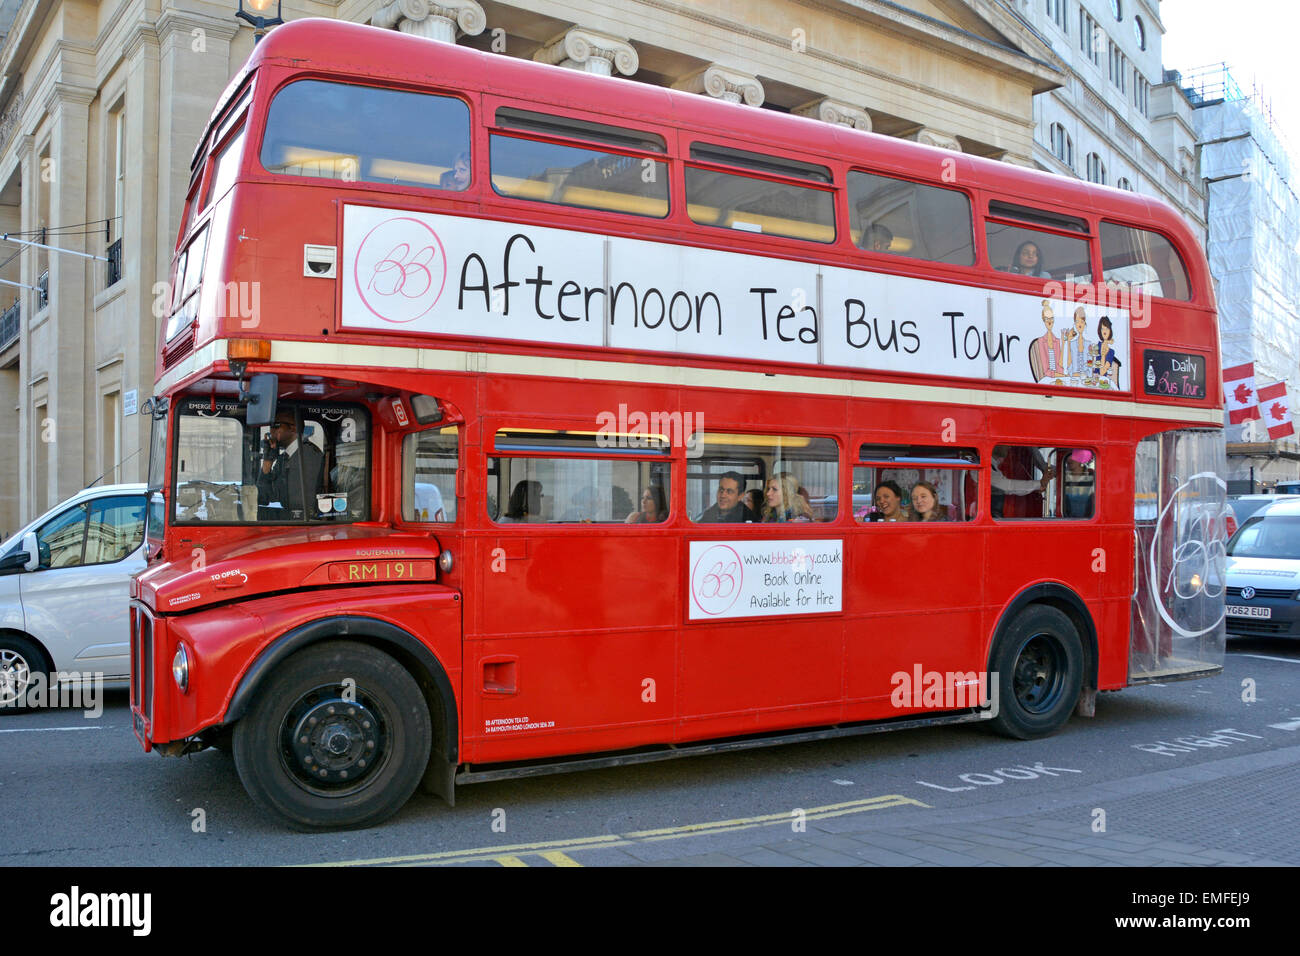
[
  {"xmin": 500, "ymin": 480, "xmax": 543, "ymax": 522},
  {"xmin": 870, "ymin": 480, "xmax": 908, "ymax": 522},
  {"xmin": 626, "ymin": 484, "xmax": 667, "ymax": 524},
  {"xmin": 1063, "ymin": 451, "xmax": 1096, "ymax": 518},
  {"xmin": 909, "ymin": 481, "xmax": 947, "ymax": 522},
  {"xmin": 698, "ymin": 471, "xmax": 754, "ymax": 523},
  {"xmin": 761, "ymin": 473, "xmax": 813, "ymax": 523}
]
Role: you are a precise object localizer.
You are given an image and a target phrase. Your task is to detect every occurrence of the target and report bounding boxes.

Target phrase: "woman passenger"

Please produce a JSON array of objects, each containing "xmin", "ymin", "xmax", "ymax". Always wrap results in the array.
[
  {"xmin": 626, "ymin": 484, "xmax": 668, "ymax": 523},
  {"xmin": 871, "ymin": 480, "xmax": 907, "ymax": 522},
  {"xmin": 909, "ymin": 481, "xmax": 947, "ymax": 522},
  {"xmin": 1007, "ymin": 240, "xmax": 1049, "ymax": 277},
  {"xmin": 761, "ymin": 474, "xmax": 813, "ymax": 522},
  {"xmin": 501, "ymin": 480, "xmax": 542, "ymax": 522}
]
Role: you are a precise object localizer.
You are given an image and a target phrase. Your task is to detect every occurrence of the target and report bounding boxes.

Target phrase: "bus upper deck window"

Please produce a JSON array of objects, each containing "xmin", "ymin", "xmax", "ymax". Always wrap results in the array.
[
  {"xmin": 847, "ymin": 171, "xmax": 974, "ymax": 265},
  {"xmin": 1100, "ymin": 222, "xmax": 1192, "ymax": 301},
  {"xmin": 490, "ymin": 110, "xmax": 669, "ymax": 218},
  {"xmin": 686, "ymin": 144, "xmax": 835, "ymax": 243},
  {"xmin": 985, "ymin": 201, "xmax": 1092, "ymax": 283},
  {"xmin": 259, "ymin": 80, "xmax": 471, "ymax": 191}
]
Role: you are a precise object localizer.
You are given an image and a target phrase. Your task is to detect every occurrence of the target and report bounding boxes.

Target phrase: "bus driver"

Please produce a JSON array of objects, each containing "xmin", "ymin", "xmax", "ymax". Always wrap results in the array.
[{"xmin": 257, "ymin": 411, "xmax": 325, "ymax": 519}]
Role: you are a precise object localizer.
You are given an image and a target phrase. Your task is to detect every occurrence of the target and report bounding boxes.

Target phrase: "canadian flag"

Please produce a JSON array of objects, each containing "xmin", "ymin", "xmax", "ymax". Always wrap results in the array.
[
  {"xmin": 1258, "ymin": 381, "xmax": 1295, "ymax": 440},
  {"xmin": 1224, "ymin": 362, "xmax": 1261, "ymax": 424}
]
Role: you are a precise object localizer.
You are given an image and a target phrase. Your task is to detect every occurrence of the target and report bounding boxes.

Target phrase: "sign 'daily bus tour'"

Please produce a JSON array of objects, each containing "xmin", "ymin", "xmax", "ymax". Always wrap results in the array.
[{"xmin": 132, "ymin": 18, "xmax": 1229, "ymax": 829}]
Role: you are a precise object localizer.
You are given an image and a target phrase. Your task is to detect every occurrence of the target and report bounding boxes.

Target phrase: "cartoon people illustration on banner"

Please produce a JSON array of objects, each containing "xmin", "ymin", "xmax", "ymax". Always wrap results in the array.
[
  {"xmin": 1028, "ymin": 300, "xmax": 1063, "ymax": 382},
  {"xmin": 1027, "ymin": 300, "xmax": 1122, "ymax": 391},
  {"xmin": 1097, "ymin": 315, "xmax": 1121, "ymax": 389}
]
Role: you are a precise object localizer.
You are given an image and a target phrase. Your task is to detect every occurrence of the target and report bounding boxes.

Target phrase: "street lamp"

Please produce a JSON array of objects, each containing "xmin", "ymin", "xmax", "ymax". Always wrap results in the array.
[{"xmin": 236, "ymin": 0, "xmax": 284, "ymax": 43}]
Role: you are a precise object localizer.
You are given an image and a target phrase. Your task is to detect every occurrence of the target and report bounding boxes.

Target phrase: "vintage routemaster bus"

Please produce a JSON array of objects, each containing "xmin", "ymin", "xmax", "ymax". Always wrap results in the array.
[{"xmin": 132, "ymin": 18, "xmax": 1228, "ymax": 829}]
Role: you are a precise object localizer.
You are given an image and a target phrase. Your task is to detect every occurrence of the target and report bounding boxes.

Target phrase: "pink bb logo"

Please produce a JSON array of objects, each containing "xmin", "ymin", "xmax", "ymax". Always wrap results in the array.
[
  {"xmin": 354, "ymin": 216, "xmax": 448, "ymax": 324},
  {"xmin": 690, "ymin": 544, "xmax": 743, "ymax": 616}
]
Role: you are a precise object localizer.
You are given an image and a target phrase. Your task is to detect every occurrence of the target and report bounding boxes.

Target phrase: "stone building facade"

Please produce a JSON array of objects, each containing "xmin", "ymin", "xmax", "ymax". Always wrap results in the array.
[
  {"xmin": 1015, "ymin": 0, "xmax": 1204, "ymax": 236},
  {"xmin": 3, "ymin": 0, "xmax": 1187, "ymax": 535}
]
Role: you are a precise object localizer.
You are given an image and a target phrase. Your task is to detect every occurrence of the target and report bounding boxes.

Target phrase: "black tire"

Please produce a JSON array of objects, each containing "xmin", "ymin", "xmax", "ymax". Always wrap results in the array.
[
  {"xmin": 986, "ymin": 605, "xmax": 1083, "ymax": 740},
  {"xmin": 233, "ymin": 641, "xmax": 431, "ymax": 831},
  {"xmin": 0, "ymin": 634, "xmax": 51, "ymax": 713}
]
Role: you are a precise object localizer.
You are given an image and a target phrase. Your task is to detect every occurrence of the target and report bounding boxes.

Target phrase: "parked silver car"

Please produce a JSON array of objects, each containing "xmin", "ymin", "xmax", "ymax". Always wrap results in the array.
[{"xmin": 0, "ymin": 483, "xmax": 147, "ymax": 707}]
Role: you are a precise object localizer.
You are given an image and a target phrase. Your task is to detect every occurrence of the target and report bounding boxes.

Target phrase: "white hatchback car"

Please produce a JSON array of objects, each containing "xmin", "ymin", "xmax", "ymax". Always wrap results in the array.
[{"xmin": 0, "ymin": 483, "xmax": 147, "ymax": 706}]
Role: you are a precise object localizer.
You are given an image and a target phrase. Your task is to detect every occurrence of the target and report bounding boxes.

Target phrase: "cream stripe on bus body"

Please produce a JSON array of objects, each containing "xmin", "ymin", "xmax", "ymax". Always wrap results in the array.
[{"xmin": 157, "ymin": 339, "xmax": 1221, "ymax": 425}]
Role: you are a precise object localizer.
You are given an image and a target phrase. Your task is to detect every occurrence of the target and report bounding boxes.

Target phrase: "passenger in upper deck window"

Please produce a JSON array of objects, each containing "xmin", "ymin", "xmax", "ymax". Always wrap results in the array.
[
  {"xmin": 860, "ymin": 224, "xmax": 894, "ymax": 253},
  {"xmin": 762, "ymin": 474, "xmax": 813, "ymax": 523},
  {"xmin": 698, "ymin": 471, "xmax": 754, "ymax": 523},
  {"xmin": 1005, "ymin": 240, "xmax": 1050, "ymax": 278},
  {"xmin": 439, "ymin": 151, "xmax": 470, "ymax": 191},
  {"xmin": 745, "ymin": 489, "xmax": 763, "ymax": 518},
  {"xmin": 626, "ymin": 484, "xmax": 668, "ymax": 524},
  {"xmin": 909, "ymin": 481, "xmax": 947, "ymax": 522}
]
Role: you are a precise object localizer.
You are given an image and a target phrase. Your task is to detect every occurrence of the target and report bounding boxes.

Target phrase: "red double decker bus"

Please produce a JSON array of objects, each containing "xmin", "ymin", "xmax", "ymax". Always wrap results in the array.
[{"xmin": 132, "ymin": 18, "xmax": 1228, "ymax": 829}]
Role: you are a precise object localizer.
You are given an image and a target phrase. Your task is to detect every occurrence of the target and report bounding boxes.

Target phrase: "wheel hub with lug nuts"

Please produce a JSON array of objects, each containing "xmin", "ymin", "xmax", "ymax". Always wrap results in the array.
[{"xmin": 288, "ymin": 696, "xmax": 381, "ymax": 785}]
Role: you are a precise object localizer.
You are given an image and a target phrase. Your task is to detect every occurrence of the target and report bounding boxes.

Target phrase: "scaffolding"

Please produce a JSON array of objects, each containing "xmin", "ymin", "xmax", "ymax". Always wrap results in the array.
[{"xmin": 1186, "ymin": 65, "xmax": 1300, "ymax": 485}]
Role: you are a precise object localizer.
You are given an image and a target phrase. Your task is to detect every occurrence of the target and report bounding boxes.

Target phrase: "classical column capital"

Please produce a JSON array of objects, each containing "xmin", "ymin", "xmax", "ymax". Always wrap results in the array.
[
  {"xmin": 533, "ymin": 28, "xmax": 638, "ymax": 77},
  {"xmin": 794, "ymin": 97, "xmax": 871, "ymax": 131},
  {"xmin": 371, "ymin": 0, "xmax": 486, "ymax": 43},
  {"xmin": 914, "ymin": 127, "xmax": 962, "ymax": 152},
  {"xmin": 672, "ymin": 65, "xmax": 764, "ymax": 107}
]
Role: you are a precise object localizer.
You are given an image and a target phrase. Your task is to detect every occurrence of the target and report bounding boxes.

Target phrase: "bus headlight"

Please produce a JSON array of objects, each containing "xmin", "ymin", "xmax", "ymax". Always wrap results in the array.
[
  {"xmin": 439, "ymin": 549, "xmax": 454, "ymax": 573},
  {"xmin": 173, "ymin": 644, "xmax": 190, "ymax": 694}
]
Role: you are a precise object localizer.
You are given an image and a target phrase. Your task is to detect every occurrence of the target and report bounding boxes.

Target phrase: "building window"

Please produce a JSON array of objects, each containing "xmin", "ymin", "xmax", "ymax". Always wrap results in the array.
[
  {"xmin": 1116, "ymin": 177, "xmax": 1134, "ymax": 191},
  {"xmin": 1109, "ymin": 42, "xmax": 1127, "ymax": 92},
  {"xmin": 1049, "ymin": 123, "xmax": 1074, "ymax": 169},
  {"xmin": 1133, "ymin": 72, "xmax": 1150, "ymax": 117},
  {"xmin": 1134, "ymin": 15, "xmax": 1146, "ymax": 49},
  {"xmin": 1087, "ymin": 153, "xmax": 1107, "ymax": 185},
  {"xmin": 1046, "ymin": 0, "xmax": 1067, "ymax": 32},
  {"xmin": 1110, "ymin": 0, "xmax": 1122, "ymax": 20},
  {"xmin": 1079, "ymin": 12, "xmax": 1102, "ymax": 65}
]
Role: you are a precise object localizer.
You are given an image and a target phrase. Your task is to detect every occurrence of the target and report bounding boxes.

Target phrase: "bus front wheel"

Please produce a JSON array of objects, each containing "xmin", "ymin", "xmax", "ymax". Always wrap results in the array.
[
  {"xmin": 233, "ymin": 641, "xmax": 431, "ymax": 831},
  {"xmin": 987, "ymin": 605, "xmax": 1083, "ymax": 740}
]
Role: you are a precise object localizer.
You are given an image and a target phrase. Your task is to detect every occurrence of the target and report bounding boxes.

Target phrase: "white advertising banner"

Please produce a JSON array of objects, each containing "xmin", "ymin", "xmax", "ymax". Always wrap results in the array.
[
  {"xmin": 688, "ymin": 539, "xmax": 843, "ymax": 621},
  {"xmin": 341, "ymin": 205, "xmax": 1129, "ymax": 392}
]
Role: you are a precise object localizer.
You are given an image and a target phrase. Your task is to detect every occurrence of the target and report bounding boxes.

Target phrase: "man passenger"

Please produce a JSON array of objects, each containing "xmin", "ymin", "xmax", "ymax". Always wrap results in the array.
[{"xmin": 698, "ymin": 471, "xmax": 754, "ymax": 522}]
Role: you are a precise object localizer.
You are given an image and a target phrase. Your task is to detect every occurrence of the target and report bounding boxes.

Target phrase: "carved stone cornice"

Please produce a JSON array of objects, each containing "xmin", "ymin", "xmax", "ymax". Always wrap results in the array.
[
  {"xmin": 794, "ymin": 97, "xmax": 871, "ymax": 131},
  {"xmin": 914, "ymin": 127, "xmax": 962, "ymax": 152},
  {"xmin": 672, "ymin": 64, "xmax": 763, "ymax": 107},
  {"xmin": 371, "ymin": 0, "xmax": 486, "ymax": 43},
  {"xmin": 43, "ymin": 82, "xmax": 95, "ymax": 118},
  {"xmin": 533, "ymin": 28, "xmax": 638, "ymax": 77}
]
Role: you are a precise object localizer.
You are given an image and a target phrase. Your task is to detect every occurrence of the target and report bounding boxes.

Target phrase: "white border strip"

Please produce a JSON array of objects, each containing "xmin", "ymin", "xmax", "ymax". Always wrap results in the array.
[{"xmin": 156, "ymin": 339, "xmax": 1223, "ymax": 425}]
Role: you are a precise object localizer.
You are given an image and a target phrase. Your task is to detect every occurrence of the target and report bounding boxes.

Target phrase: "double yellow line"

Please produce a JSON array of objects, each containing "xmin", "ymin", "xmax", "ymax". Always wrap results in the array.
[{"xmin": 315, "ymin": 793, "xmax": 928, "ymax": 867}]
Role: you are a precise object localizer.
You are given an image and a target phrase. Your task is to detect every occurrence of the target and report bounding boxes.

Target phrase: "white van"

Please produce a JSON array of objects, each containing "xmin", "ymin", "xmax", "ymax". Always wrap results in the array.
[{"xmin": 0, "ymin": 484, "xmax": 147, "ymax": 706}]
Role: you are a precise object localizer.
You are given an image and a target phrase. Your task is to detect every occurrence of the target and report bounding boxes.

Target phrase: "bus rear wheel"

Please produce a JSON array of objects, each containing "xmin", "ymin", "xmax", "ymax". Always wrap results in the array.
[
  {"xmin": 233, "ymin": 641, "xmax": 431, "ymax": 831},
  {"xmin": 987, "ymin": 605, "xmax": 1083, "ymax": 740}
]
